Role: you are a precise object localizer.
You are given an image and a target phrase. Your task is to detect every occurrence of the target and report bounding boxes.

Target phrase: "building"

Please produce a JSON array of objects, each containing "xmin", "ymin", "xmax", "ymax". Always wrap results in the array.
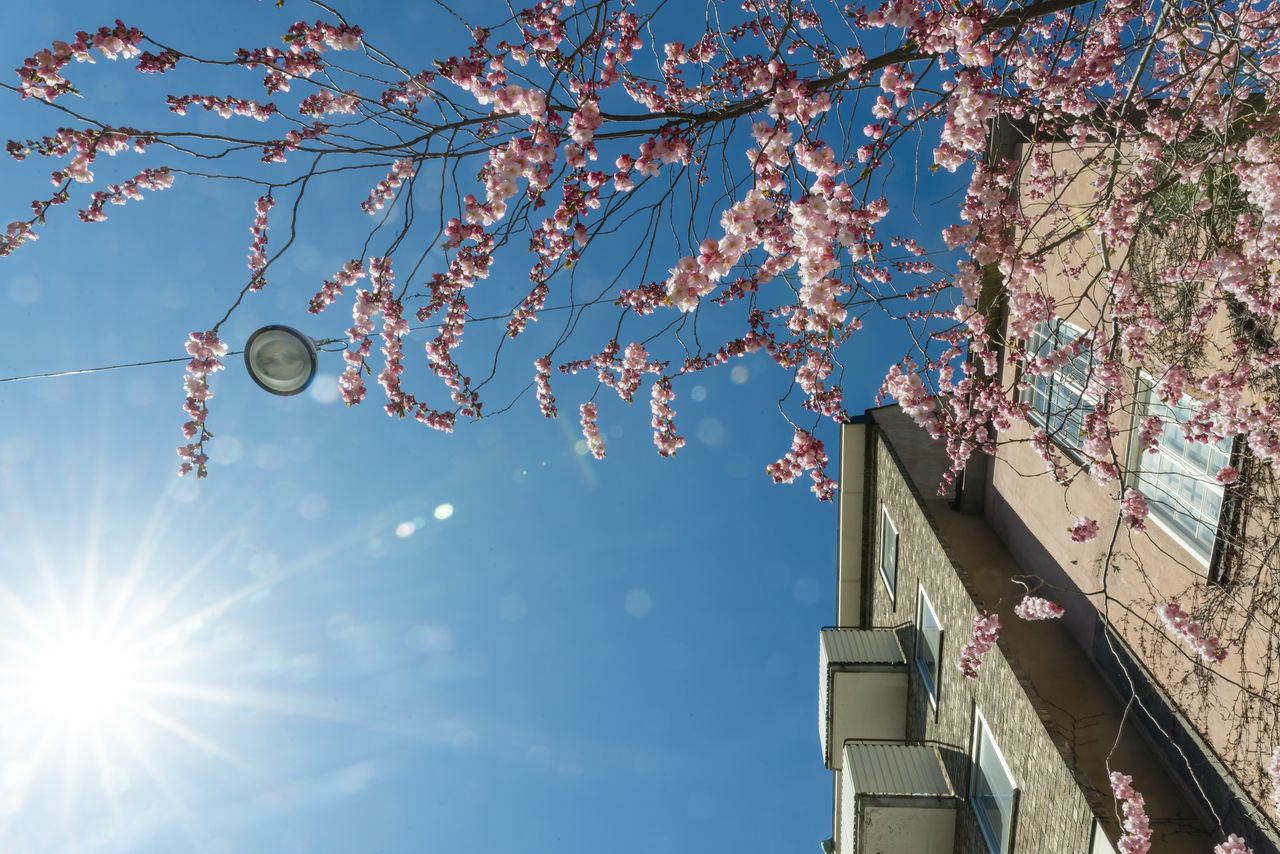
[{"xmin": 817, "ymin": 139, "xmax": 1280, "ymax": 853}]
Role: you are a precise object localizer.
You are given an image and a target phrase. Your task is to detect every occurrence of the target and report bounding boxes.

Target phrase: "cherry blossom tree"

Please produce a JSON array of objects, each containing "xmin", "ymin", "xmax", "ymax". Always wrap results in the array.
[{"xmin": 5, "ymin": 0, "xmax": 1280, "ymax": 847}]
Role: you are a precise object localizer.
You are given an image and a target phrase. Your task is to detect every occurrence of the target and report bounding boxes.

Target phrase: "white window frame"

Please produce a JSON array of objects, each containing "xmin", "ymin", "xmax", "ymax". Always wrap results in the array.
[
  {"xmin": 879, "ymin": 505, "xmax": 898, "ymax": 604},
  {"xmin": 1022, "ymin": 319, "xmax": 1097, "ymax": 457},
  {"xmin": 1128, "ymin": 375, "xmax": 1233, "ymax": 568},
  {"xmin": 914, "ymin": 584, "xmax": 942, "ymax": 711},
  {"xmin": 970, "ymin": 707, "xmax": 1018, "ymax": 854},
  {"xmin": 1090, "ymin": 818, "xmax": 1119, "ymax": 854}
]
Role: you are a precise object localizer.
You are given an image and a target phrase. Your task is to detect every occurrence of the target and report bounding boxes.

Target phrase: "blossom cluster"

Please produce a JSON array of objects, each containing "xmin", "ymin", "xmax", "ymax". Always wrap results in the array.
[
  {"xmin": 246, "ymin": 195, "xmax": 274, "ymax": 290},
  {"xmin": 16, "ymin": 20, "xmax": 142, "ymax": 101},
  {"xmin": 649, "ymin": 378, "xmax": 685, "ymax": 458},
  {"xmin": 299, "ymin": 90, "xmax": 362, "ymax": 117},
  {"xmin": 77, "ymin": 167, "xmax": 173, "ymax": 223},
  {"xmin": 283, "ymin": 20, "xmax": 364, "ymax": 52},
  {"xmin": 177, "ymin": 330, "xmax": 227, "ymax": 478},
  {"xmin": 1120, "ymin": 489, "xmax": 1149, "ymax": 531},
  {"xmin": 136, "ymin": 49, "xmax": 179, "ymax": 74},
  {"xmin": 1109, "ymin": 772, "xmax": 1152, "ymax": 854},
  {"xmin": 1215, "ymin": 835, "xmax": 1254, "ymax": 854},
  {"xmin": 765, "ymin": 428, "xmax": 837, "ymax": 501},
  {"xmin": 465, "ymin": 135, "xmax": 556, "ymax": 227},
  {"xmin": 234, "ymin": 44, "xmax": 324, "ymax": 94},
  {"xmin": 167, "ymin": 94, "xmax": 277, "ymax": 121},
  {"xmin": 1, "ymin": 221, "xmax": 38, "ymax": 256},
  {"xmin": 361, "ymin": 159, "xmax": 416, "ymax": 214},
  {"xmin": 259, "ymin": 122, "xmax": 327, "ymax": 164},
  {"xmin": 883, "ymin": 359, "xmax": 940, "ymax": 437},
  {"xmin": 1013, "ymin": 596, "xmax": 1065, "ymax": 621},
  {"xmin": 1157, "ymin": 602, "xmax": 1228, "ymax": 665},
  {"xmin": 1069, "ymin": 517, "xmax": 1099, "ymax": 543},
  {"xmin": 47, "ymin": 129, "xmax": 136, "ymax": 187},
  {"xmin": 338, "ymin": 337, "xmax": 370, "ymax": 407},
  {"xmin": 957, "ymin": 612, "xmax": 1000, "ymax": 680},
  {"xmin": 373, "ymin": 258, "xmax": 415, "ymax": 418},
  {"xmin": 561, "ymin": 342, "xmax": 666, "ymax": 409},
  {"xmin": 579, "ymin": 403, "xmax": 606, "ymax": 459},
  {"xmin": 534, "ymin": 356, "xmax": 557, "ymax": 418},
  {"xmin": 309, "ymin": 259, "xmax": 366, "ymax": 314}
]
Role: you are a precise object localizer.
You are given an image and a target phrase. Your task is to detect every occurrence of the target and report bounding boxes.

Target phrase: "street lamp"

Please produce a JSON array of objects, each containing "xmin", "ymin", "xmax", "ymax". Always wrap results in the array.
[{"xmin": 243, "ymin": 325, "xmax": 318, "ymax": 396}]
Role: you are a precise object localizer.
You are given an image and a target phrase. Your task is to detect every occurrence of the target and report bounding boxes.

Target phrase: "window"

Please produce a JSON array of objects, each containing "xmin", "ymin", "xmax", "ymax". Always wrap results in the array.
[
  {"xmin": 879, "ymin": 506, "xmax": 898, "ymax": 603},
  {"xmin": 1132, "ymin": 381, "xmax": 1234, "ymax": 564},
  {"xmin": 915, "ymin": 585, "xmax": 942, "ymax": 708},
  {"xmin": 1090, "ymin": 819, "xmax": 1119, "ymax": 854},
  {"xmin": 1023, "ymin": 320, "xmax": 1095, "ymax": 453},
  {"xmin": 971, "ymin": 710, "xmax": 1017, "ymax": 854}
]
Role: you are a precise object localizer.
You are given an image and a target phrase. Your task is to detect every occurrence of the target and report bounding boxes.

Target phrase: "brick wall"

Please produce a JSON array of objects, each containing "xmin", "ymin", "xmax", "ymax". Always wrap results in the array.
[{"xmin": 866, "ymin": 427, "xmax": 1102, "ymax": 853}]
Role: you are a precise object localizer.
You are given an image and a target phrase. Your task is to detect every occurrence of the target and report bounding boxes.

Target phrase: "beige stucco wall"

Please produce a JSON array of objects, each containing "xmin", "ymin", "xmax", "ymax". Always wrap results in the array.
[{"xmin": 990, "ymin": 141, "xmax": 1280, "ymax": 821}]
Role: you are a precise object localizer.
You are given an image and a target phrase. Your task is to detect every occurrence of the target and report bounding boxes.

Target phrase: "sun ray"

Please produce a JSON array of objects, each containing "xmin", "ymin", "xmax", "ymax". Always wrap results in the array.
[
  {"xmin": 127, "ymin": 702, "xmax": 258, "ymax": 774},
  {"xmin": 106, "ymin": 720, "xmax": 209, "ymax": 854},
  {"xmin": 91, "ymin": 726, "xmax": 124, "ymax": 826}
]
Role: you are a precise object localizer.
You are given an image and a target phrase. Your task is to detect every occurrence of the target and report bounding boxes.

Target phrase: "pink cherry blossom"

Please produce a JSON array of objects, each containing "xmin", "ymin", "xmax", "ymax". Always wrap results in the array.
[
  {"xmin": 579, "ymin": 403, "xmax": 606, "ymax": 459},
  {"xmin": 534, "ymin": 356, "xmax": 557, "ymax": 419},
  {"xmin": 309, "ymin": 259, "xmax": 366, "ymax": 314},
  {"xmin": 957, "ymin": 612, "xmax": 1000, "ymax": 680},
  {"xmin": 1120, "ymin": 489, "xmax": 1149, "ymax": 531},
  {"xmin": 16, "ymin": 21, "xmax": 140, "ymax": 101},
  {"xmin": 76, "ymin": 167, "xmax": 173, "ymax": 223},
  {"xmin": 1215, "ymin": 835, "xmax": 1254, "ymax": 854},
  {"xmin": 649, "ymin": 378, "xmax": 685, "ymax": 458},
  {"xmin": 177, "ymin": 330, "xmax": 228, "ymax": 478},
  {"xmin": 167, "ymin": 94, "xmax": 276, "ymax": 121},
  {"xmin": 1157, "ymin": 602, "xmax": 1228, "ymax": 665},
  {"xmin": 1013, "ymin": 596, "xmax": 1065, "ymax": 621},
  {"xmin": 766, "ymin": 428, "xmax": 836, "ymax": 501},
  {"xmin": 1069, "ymin": 517, "xmax": 1099, "ymax": 543},
  {"xmin": 1109, "ymin": 772, "xmax": 1152, "ymax": 854},
  {"xmin": 361, "ymin": 158, "xmax": 416, "ymax": 214}
]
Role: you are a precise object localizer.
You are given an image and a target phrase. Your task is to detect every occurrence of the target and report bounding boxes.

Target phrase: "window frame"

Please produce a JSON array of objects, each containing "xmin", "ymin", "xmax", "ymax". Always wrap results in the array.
[
  {"xmin": 1089, "ymin": 818, "xmax": 1119, "ymax": 854},
  {"xmin": 969, "ymin": 707, "xmax": 1019, "ymax": 854},
  {"xmin": 878, "ymin": 505, "xmax": 898, "ymax": 605},
  {"xmin": 914, "ymin": 583, "xmax": 943, "ymax": 712},
  {"xmin": 1022, "ymin": 318, "xmax": 1097, "ymax": 458},
  {"xmin": 1127, "ymin": 374, "xmax": 1233, "ymax": 569}
]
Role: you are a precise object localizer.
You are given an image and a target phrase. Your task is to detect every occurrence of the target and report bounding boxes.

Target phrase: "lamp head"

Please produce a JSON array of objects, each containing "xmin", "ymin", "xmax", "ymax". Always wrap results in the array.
[{"xmin": 243, "ymin": 325, "xmax": 318, "ymax": 396}]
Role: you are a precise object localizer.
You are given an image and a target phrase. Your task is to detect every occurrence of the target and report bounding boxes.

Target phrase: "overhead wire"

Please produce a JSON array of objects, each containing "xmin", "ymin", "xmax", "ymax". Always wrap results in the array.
[{"xmin": 0, "ymin": 299, "xmax": 592, "ymax": 385}]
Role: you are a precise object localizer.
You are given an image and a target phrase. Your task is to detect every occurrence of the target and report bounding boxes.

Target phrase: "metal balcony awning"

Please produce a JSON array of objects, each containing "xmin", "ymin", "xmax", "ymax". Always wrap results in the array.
[
  {"xmin": 819, "ymin": 627, "xmax": 909, "ymax": 769},
  {"xmin": 839, "ymin": 741, "xmax": 960, "ymax": 854}
]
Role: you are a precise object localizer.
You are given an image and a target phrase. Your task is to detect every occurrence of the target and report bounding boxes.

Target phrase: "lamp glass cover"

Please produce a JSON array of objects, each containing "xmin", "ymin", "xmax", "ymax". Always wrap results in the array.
[{"xmin": 244, "ymin": 326, "xmax": 317, "ymax": 395}]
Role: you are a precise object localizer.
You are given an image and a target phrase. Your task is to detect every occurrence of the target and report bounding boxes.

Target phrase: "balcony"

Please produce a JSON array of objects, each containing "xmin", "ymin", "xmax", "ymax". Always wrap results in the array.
[
  {"xmin": 819, "ymin": 627, "xmax": 909, "ymax": 769},
  {"xmin": 838, "ymin": 741, "xmax": 960, "ymax": 854}
]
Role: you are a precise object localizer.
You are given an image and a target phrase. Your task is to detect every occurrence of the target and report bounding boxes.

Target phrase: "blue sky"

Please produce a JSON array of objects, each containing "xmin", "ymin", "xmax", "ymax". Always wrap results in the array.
[{"xmin": 0, "ymin": 3, "xmax": 961, "ymax": 852}]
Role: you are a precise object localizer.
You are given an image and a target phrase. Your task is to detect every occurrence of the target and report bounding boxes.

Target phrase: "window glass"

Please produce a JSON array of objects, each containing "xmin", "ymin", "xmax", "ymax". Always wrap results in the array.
[
  {"xmin": 879, "ymin": 507, "xmax": 897, "ymax": 601},
  {"xmin": 915, "ymin": 587, "xmax": 941, "ymax": 706},
  {"xmin": 1091, "ymin": 820, "xmax": 1119, "ymax": 854},
  {"xmin": 972, "ymin": 714, "xmax": 1016, "ymax": 854},
  {"xmin": 1134, "ymin": 386, "xmax": 1232, "ymax": 563},
  {"xmin": 1023, "ymin": 320, "xmax": 1095, "ymax": 454}
]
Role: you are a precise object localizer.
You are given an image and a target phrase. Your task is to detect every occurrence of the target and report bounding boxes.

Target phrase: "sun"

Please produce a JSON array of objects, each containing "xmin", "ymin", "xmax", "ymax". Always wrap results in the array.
[
  {"xmin": 4, "ymin": 606, "xmax": 167, "ymax": 756},
  {"xmin": 22, "ymin": 627, "xmax": 148, "ymax": 728}
]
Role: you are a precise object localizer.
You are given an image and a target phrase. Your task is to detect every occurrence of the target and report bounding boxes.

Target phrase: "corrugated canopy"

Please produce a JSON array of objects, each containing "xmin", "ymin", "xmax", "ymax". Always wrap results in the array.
[{"xmin": 843, "ymin": 742, "xmax": 956, "ymax": 799}]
